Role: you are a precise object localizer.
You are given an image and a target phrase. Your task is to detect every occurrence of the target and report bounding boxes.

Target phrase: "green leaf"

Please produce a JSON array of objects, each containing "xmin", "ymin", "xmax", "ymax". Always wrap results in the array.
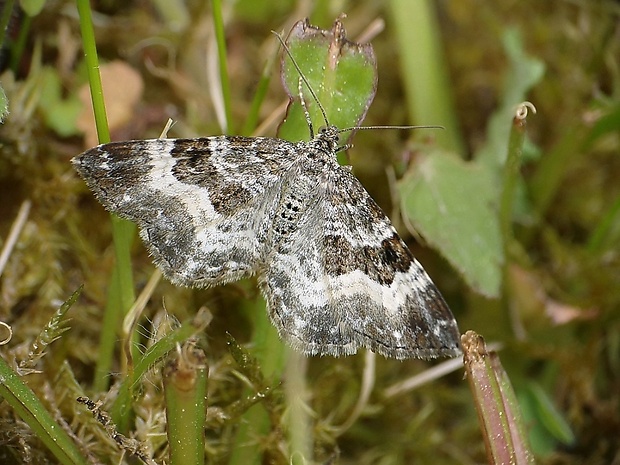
[
  {"xmin": 398, "ymin": 29, "xmax": 543, "ymax": 297},
  {"xmin": 38, "ymin": 67, "xmax": 82, "ymax": 137},
  {"xmin": 399, "ymin": 150, "xmax": 503, "ymax": 296},
  {"xmin": 278, "ymin": 18, "xmax": 377, "ymax": 144}
]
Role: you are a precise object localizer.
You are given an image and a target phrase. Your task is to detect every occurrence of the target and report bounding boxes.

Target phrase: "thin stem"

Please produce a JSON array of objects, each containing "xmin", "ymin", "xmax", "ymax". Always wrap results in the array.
[{"xmin": 211, "ymin": 0, "xmax": 233, "ymax": 132}]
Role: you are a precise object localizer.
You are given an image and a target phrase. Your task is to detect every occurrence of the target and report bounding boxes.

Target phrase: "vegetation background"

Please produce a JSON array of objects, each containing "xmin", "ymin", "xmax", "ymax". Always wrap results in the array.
[{"xmin": 0, "ymin": 0, "xmax": 618, "ymax": 464}]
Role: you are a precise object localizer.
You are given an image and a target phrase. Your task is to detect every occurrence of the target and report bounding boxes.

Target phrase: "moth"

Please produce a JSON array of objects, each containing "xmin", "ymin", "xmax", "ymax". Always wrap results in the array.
[{"xmin": 73, "ymin": 25, "xmax": 461, "ymax": 360}]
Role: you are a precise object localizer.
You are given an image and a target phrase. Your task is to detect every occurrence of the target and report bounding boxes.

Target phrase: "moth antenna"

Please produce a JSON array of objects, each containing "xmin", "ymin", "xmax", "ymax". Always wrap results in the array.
[
  {"xmin": 273, "ymin": 31, "xmax": 330, "ymax": 129},
  {"xmin": 298, "ymin": 77, "xmax": 315, "ymax": 139},
  {"xmin": 337, "ymin": 125, "xmax": 444, "ymax": 134}
]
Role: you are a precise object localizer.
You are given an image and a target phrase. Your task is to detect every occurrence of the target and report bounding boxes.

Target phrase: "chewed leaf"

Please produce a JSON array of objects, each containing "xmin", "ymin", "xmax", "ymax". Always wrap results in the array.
[
  {"xmin": 278, "ymin": 18, "xmax": 377, "ymax": 142},
  {"xmin": 399, "ymin": 150, "xmax": 503, "ymax": 297}
]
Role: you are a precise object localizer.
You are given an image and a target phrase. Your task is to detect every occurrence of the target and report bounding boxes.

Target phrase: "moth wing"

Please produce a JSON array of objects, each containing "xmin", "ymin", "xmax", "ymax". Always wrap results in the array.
[
  {"xmin": 73, "ymin": 137, "xmax": 296, "ymax": 287},
  {"xmin": 261, "ymin": 166, "xmax": 460, "ymax": 359}
]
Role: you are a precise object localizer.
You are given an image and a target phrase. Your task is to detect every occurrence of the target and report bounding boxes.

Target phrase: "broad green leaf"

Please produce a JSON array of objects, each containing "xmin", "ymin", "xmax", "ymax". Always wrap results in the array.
[
  {"xmin": 399, "ymin": 150, "xmax": 503, "ymax": 297},
  {"xmin": 398, "ymin": 29, "xmax": 542, "ymax": 297},
  {"xmin": 278, "ymin": 18, "xmax": 377, "ymax": 144}
]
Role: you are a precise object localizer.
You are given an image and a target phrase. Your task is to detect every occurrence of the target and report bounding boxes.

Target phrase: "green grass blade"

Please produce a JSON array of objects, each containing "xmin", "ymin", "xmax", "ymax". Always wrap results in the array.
[
  {"xmin": 229, "ymin": 297, "xmax": 288, "ymax": 465},
  {"xmin": 211, "ymin": 0, "xmax": 233, "ymax": 132},
  {"xmin": 241, "ymin": 39, "xmax": 279, "ymax": 136},
  {"xmin": 0, "ymin": 0, "xmax": 15, "ymax": 52},
  {"xmin": 0, "ymin": 290, "xmax": 88, "ymax": 465},
  {"xmin": 389, "ymin": 0, "xmax": 464, "ymax": 153},
  {"xmin": 76, "ymin": 0, "xmax": 110, "ymax": 145},
  {"xmin": 110, "ymin": 309, "xmax": 211, "ymax": 431},
  {"xmin": 76, "ymin": 0, "xmax": 137, "ymax": 392},
  {"xmin": 0, "ymin": 356, "xmax": 89, "ymax": 465}
]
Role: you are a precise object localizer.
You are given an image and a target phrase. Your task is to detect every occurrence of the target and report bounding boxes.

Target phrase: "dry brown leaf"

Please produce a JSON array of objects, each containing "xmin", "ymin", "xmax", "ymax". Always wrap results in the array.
[
  {"xmin": 545, "ymin": 299, "xmax": 598, "ymax": 325},
  {"xmin": 78, "ymin": 61, "xmax": 144, "ymax": 148},
  {"xmin": 509, "ymin": 264, "xmax": 598, "ymax": 326}
]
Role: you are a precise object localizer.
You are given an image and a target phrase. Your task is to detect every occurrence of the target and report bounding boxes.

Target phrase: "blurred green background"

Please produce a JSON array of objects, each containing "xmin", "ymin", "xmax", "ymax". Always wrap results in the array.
[{"xmin": 0, "ymin": 1, "xmax": 618, "ymax": 464}]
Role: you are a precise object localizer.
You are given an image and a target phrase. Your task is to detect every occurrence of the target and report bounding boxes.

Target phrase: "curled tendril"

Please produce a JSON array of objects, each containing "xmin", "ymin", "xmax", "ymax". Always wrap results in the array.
[
  {"xmin": 515, "ymin": 101, "xmax": 537, "ymax": 120},
  {"xmin": 0, "ymin": 322, "xmax": 12, "ymax": 345}
]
